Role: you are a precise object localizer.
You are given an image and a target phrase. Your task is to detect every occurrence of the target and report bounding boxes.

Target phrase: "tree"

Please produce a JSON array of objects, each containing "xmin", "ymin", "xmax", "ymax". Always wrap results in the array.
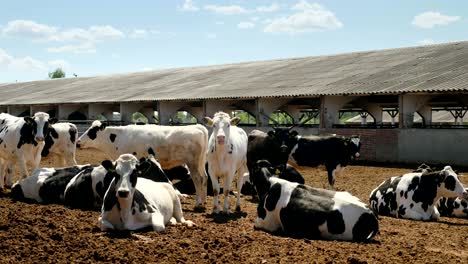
[{"xmin": 48, "ymin": 68, "xmax": 66, "ymax": 79}]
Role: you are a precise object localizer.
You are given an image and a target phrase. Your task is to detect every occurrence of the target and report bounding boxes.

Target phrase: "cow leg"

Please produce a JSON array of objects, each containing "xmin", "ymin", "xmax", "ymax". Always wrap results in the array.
[
  {"xmin": 16, "ymin": 152, "xmax": 29, "ymax": 179},
  {"xmin": 190, "ymin": 164, "xmax": 207, "ymax": 209},
  {"xmin": 98, "ymin": 216, "xmax": 115, "ymax": 231},
  {"xmin": 430, "ymin": 206, "xmax": 441, "ymax": 221},
  {"xmin": 171, "ymin": 194, "xmax": 194, "ymax": 227},
  {"xmin": 0, "ymin": 159, "xmax": 5, "ymax": 189},
  {"xmin": 64, "ymin": 151, "xmax": 78, "ymax": 166},
  {"xmin": 32, "ymin": 143, "xmax": 45, "ymax": 172},
  {"xmin": 5, "ymin": 163, "xmax": 15, "ymax": 188},
  {"xmin": 235, "ymin": 164, "xmax": 247, "ymax": 212},
  {"xmin": 222, "ymin": 173, "xmax": 233, "ymax": 214},
  {"xmin": 151, "ymin": 213, "xmax": 166, "ymax": 232},
  {"xmin": 208, "ymin": 165, "xmax": 221, "ymax": 214},
  {"xmin": 327, "ymin": 164, "xmax": 342, "ymax": 190}
]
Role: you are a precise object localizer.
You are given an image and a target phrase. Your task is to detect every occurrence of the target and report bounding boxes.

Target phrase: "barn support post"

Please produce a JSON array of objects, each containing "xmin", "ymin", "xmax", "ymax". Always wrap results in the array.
[
  {"xmin": 204, "ymin": 100, "xmax": 233, "ymax": 118},
  {"xmin": 158, "ymin": 101, "xmax": 185, "ymax": 125},
  {"xmin": 256, "ymin": 98, "xmax": 292, "ymax": 126},
  {"xmin": 58, "ymin": 104, "xmax": 88, "ymax": 121},
  {"xmin": 398, "ymin": 95, "xmax": 432, "ymax": 128},
  {"xmin": 319, "ymin": 96, "xmax": 358, "ymax": 128}
]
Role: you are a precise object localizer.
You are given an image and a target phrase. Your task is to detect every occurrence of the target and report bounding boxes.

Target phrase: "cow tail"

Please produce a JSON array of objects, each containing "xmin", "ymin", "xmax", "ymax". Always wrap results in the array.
[{"xmin": 197, "ymin": 125, "xmax": 209, "ymax": 198}]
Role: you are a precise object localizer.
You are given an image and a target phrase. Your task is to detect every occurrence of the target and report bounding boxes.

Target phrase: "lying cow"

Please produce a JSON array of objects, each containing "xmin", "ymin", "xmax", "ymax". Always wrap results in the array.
[
  {"xmin": 99, "ymin": 154, "xmax": 194, "ymax": 231},
  {"xmin": 0, "ymin": 112, "xmax": 56, "ymax": 188},
  {"xmin": 204, "ymin": 112, "xmax": 248, "ymax": 214},
  {"xmin": 42, "ymin": 122, "xmax": 78, "ymax": 166},
  {"xmin": 248, "ymin": 128, "xmax": 360, "ymax": 190},
  {"xmin": 437, "ymin": 189, "xmax": 468, "ymax": 218},
  {"xmin": 369, "ymin": 166, "xmax": 467, "ymax": 221},
  {"xmin": 64, "ymin": 155, "xmax": 175, "ymax": 210},
  {"xmin": 77, "ymin": 120, "xmax": 208, "ymax": 209},
  {"xmin": 252, "ymin": 160, "xmax": 378, "ymax": 241},
  {"xmin": 11, "ymin": 165, "xmax": 93, "ymax": 204}
]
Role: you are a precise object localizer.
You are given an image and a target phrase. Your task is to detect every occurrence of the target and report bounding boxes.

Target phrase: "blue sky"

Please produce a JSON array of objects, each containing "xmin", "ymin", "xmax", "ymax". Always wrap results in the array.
[{"xmin": 0, "ymin": 0, "xmax": 467, "ymax": 83}]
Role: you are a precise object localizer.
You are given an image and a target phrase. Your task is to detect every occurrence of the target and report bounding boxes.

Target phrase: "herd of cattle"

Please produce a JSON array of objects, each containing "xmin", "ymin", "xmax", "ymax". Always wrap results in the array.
[{"xmin": 0, "ymin": 111, "xmax": 467, "ymax": 242}]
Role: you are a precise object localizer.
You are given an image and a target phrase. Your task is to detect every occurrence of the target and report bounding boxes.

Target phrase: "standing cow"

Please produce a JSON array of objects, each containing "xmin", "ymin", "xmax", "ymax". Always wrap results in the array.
[
  {"xmin": 99, "ymin": 154, "xmax": 194, "ymax": 231},
  {"xmin": 369, "ymin": 166, "xmax": 467, "ymax": 221},
  {"xmin": 203, "ymin": 112, "xmax": 248, "ymax": 214},
  {"xmin": 248, "ymin": 128, "xmax": 360, "ymax": 190},
  {"xmin": 42, "ymin": 122, "xmax": 78, "ymax": 166},
  {"xmin": 77, "ymin": 120, "xmax": 208, "ymax": 209},
  {"xmin": 252, "ymin": 160, "xmax": 378, "ymax": 241},
  {"xmin": 0, "ymin": 112, "xmax": 56, "ymax": 188}
]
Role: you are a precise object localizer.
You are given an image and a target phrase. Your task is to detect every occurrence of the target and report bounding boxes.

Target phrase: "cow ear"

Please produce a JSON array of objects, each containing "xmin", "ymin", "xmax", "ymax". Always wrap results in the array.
[
  {"xmin": 23, "ymin": 116, "xmax": 34, "ymax": 124},
  {"xmin": 203, "ymin": 117, "xmax": 213, "ymax": 127},
  {"xmin": 136, "ymin": 160, "xmax": 150, "ymax": 171},
  {"xmin": 230, "ymin": 117, "xmax": 241, "ymax": 126},
  {"xmin": 48, "ymin": 117, "xmax": 58, "ymax": 124},
  {"xmin": 100, "ymin": 123, "xmax": 107, "ymax": 130},
  {"xmin": 101, "ymin": 160, "xmax": 114, "ymax": 171},
  {"xmin": 267, "ymin": 131, "xmax": 275, "ymax": 137},
  {"xmin": 289, "ymin": 130, "xmax": 298, "ymax": 138}
]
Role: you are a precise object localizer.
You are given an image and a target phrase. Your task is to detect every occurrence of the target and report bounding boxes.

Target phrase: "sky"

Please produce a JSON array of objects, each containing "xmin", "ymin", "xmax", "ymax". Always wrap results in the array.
[{"xmin": 0, "ymin": 0, "xmax": 467, "ymax": 83}]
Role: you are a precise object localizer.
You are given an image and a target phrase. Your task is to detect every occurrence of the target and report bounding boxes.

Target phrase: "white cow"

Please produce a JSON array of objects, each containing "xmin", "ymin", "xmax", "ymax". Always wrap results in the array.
[
  {"xmin": 42, "ymin": 122, "xmax": 78, "ymax": 166},
  {"xmin": 203, "ymin": 112, "xmax": 248, "ymax": 214},
  {"xmin": 77, "ymin": 121, "xmax": 208, "ymax": 209},
  {"xmin": 0, "ymin": 112, "xmax": 56, "ymax": 188},
  {"xmin": 98, "ymin": 154, "xmax": 194, "ymax": 231},
  {"xmin": 369, "ymin": 166, "xmax": 467, "ymax": 221}
]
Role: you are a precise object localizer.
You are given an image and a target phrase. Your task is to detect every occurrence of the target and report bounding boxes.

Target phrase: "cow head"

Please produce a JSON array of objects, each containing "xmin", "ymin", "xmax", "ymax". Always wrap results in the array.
[
  {"xmin": 267, "ymin": 127, "xmax": 299, "ymax": 159},
  {"xmin": 77, "ymin": 120, "xmax": 106, "ymax": 149},
  {"xmin": 435, "ymin": 166, "xmax": 467, "ymax": 199},
  {"xmin": 101, "ymin": 154, "xmax": 141, "ymax": 202},
  {"xmin": 251, "ymin": 160, "xmax": 275, "ymax": 199},
  {"xmin": 22, "ymin": 112, "xmax": 57, "ymax": 143},
  {"xmin": 345, "ymin": 136, "xmax": 361, "ymax": 159},
  {"xmin": 137, "ymin": 155, "xmax": 171, "ymax": 183},
  {"xmin": 203, "ymin": 112, "xmax": 240, "ymax": 146}
]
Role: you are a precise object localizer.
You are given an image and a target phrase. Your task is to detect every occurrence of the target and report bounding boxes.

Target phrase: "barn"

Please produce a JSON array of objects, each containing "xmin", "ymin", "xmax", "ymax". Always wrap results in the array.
[{"xmin": 1, "ymin": 41, "xmax": 467, "ymax": 166}]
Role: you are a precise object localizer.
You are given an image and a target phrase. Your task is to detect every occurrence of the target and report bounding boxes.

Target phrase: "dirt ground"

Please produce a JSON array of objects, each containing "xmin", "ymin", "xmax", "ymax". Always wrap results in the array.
[{"xmin": 0, "ymin": 149, "xmax": 467, "ymax": 264}]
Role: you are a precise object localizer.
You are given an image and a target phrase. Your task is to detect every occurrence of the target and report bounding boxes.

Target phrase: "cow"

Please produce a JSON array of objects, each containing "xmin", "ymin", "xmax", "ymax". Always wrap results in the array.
[
  {"xmin": 437, "ymin": 189, "xmax": 468, "ymax": 218},
  {"xmin": 42, "ymin": 122, "xmax": 78, "ymax": 166},
  {"xmin": 77, "ymin": 120, "xmax": 209, "ymax": 209},
  {"xmin": 10, "ymin": 164, "xmax": 93, "ymax": 204},
  {"xmin": 64, "ymin": 155, "xmax": 174, "ymax": 210},
  {"xmin": 0, "ymin": 112, "xmax": 56, "ymax": 189},
  {"xmin": 247, "ymin": 128, "xmax": 360, "ymax": 190},
  {"xmin": 203, "ymin": 112, "xmax": 248, "ymax": 214},
  {"xmin": 98, "ymin": 154, "xmax": 194, "ymax": 231},
  {"xmin": 369, "ymin": 166, "xmax": 467, "ymax": 221},
  {"xmin": 251, "ymin": 160, "xmax": 378, "ymax": 241}
]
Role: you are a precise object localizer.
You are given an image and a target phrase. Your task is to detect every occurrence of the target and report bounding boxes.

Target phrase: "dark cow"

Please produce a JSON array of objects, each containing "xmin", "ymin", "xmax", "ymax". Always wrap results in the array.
[
  {"xmin": 247, "ymin": 128, "xmax": 360, "ymax": 190},
  {"xmin": 42, "ymin": 122, "xmax": 78, "ymax": 166},
  {"xmin": 252, "ymin": 160, "xmax": 378, "ymax": 241},
  {"xmin": 0, "ymin": 112, "xmax": 57, "ymax": 188},
  {"xmin": 369, "ymin": 166, "xmax": 467, "ymax": 221},
  {"xmin": 11, "ymin": 165, "xmax": 93, "ymax": 204},
  {"xmin": 64, "ymin": 155, "xmax": 176, "ymax": 210},
  {"xmin": 437, "ymin": 188, "xmax": 468, "ymax": 218},
  {"xmin": 98, "ymin": 154, "xmax": 194, "ymax": 231}
]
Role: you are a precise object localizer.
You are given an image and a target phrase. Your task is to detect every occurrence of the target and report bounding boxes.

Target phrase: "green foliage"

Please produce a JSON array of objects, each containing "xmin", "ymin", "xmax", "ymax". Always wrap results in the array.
[
  {"xmin": 132, "ymin": 112, "xmax": 148, "ymax": 124},
  {"xmin": 171, "ymin": 111, "xmax": 197, "ymax": 124},
  {"xmin": 269, "ymin": 111, "xmax": 293, "ymax": 125},
  {"xmin": 232, "ymin": 110, "xmax": 256, "ymax": 124},
  {"xmin": 48, "ymin": 68, "xmax": 66, "ymax": 79}
]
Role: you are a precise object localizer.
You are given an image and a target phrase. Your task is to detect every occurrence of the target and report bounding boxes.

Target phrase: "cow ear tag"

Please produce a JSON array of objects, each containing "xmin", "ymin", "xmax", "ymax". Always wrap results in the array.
[{"xmin": 275, "ymin": 169, "xmax": 281, "ymax": 174}]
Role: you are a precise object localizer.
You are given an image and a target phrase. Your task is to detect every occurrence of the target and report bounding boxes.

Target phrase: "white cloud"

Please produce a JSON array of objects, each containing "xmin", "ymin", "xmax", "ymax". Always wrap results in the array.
[
  {"xmin": 179, "ymin": 0, "xmax": 199, "ymax": 12},
  {"xmin": 256, "ymin": 3, "xmax": 280, "ymax": 13},
  {"xmin": 0, "ymin": 48, "xmax": 70, "ymax": 72},
  {"xmin": 206, "ymin": 33, "xmax": 217, "ymax": 39},
  {"xmin": 1, "ymin": 20, "xmax": 57, "ymax": 40},
  {"xmin": 264, "ymin": 1, "xmax": 343, "ymax": 34},
  {"xmin": 412, "ymin": 11, "xmax": 460, "ymax": 29},
  {"xmin": 215, "ymin": 21, "xmax": 225, "ymax": 25},
  {"xmin": 418, "ymin": 39, "xmax": 437, "ymax": 45},
  {"xmin": 238, "ymin": 21, "xmax": 255, "ymax": 29},
  {"xmin": 46, "ymin": 42, "xmax": 96, "ymax": 54},
  {"xmin": 204, "ymin": 5, "xmax": 249, "ymax": 15},
  {"xmin": 130, "ymin": 29, "xmax": 149, "ymax": 38}
]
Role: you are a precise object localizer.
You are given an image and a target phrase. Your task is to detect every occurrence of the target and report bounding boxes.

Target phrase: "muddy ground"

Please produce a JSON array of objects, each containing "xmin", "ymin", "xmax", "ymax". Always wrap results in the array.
[{"xmin": 0, "ymin": 149, "xmax": 467, "ymax": 263}]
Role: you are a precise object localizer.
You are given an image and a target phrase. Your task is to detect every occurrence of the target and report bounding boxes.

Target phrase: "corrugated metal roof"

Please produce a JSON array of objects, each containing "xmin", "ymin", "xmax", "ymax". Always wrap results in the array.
[{"xmin": 1, "ymin": 41, "xmax": 468, "ymax": 106}]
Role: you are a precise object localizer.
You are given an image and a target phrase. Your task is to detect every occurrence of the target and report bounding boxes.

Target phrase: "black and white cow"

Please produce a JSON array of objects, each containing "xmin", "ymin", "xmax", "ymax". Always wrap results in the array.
[
  {"xmin": 11, "ymin": 164, "xmax": 93, "ymax": 204},
  {"xmin": 369, "ymin": 166, "xmax": 467, "ymax": 221},
  {"xmin": 77, "ymin": 120, "xmax": 208, "ymax": 209},
  {"xmin": 437, "ymin": 188, "xmax": 468, "ymax": 218},
  {"xmin": 204, "ymin": 112, "xmax": 248, "ymax": 214},
  {"xmin": 247, "ymin": 128, "xmax": 360, "ymax": 190},
  {"xmin": 99, "ymin": 154, "xmax": 194, "ymax": 231},
  {"xmin": 0, "ymin": 112, "xmax": 56, "ymax": 188},
  {"xmin": 252, "ymin": 160, "xmax": 378, "ymax": 241},
  {"xmin": 64, "ymin": 155, "xmax": 175, "ymax": 210},
  {"xmin": 42, "ymin": 122, "xmax": 78, "ymax": 166}
]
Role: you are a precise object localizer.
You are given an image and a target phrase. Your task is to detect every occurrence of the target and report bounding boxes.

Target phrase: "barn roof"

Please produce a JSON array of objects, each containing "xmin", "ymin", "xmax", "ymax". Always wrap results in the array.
[{"xmin": 2, "ymin": 41, "xmax": 468, "ymax": 105}]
